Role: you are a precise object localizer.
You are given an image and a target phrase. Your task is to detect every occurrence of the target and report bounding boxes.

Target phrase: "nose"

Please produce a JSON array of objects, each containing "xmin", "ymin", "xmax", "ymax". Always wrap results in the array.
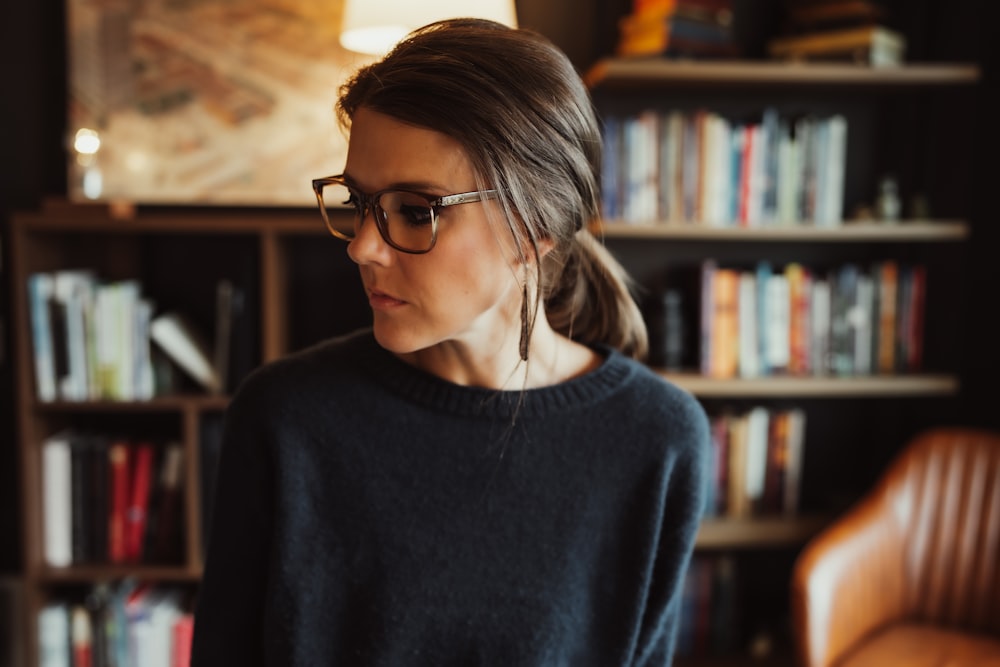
[{"xmin": 346, "ymin": 205, "xmax": 392, "ymax": 266}]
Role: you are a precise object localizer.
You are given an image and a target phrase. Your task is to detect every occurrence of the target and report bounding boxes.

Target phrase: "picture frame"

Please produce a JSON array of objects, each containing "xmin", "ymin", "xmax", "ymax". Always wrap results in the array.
[{"xmin": 66, "ymin": 0, "xmax": 374, "ymax": 206}]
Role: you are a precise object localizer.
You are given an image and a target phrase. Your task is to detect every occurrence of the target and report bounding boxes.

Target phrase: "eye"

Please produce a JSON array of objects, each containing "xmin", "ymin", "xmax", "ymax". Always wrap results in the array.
[
  {"xmin": 398, "ymin": 203, "xmax": 434, "ymax": 227},
  {"xmin": 343, "ymin": 190, "xmax": 363, "ymax": 212}
]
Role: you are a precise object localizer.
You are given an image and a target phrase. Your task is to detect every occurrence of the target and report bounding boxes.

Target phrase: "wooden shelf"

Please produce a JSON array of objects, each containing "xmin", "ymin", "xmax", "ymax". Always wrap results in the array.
[
  {"xmin": 36, "ymin": 564, "xmax": 202, "ymax": 584},
  {"xmin": 32, "ymin": 394, "xmax": 230, "ymax": 413},
  {"xmin": 585, "ymin": 58, "xmax": 981, "ymax": 90},
  {"xmin": 660, "ymin": 373, "xmax": 959, "ymax": 398},
  {"xmin": 595, "ymin": 220, "xmax": 969, "ymax": 242},
  {"xmin": 696, "ymin": 515, "xmax": 828, "ymax": 549}
]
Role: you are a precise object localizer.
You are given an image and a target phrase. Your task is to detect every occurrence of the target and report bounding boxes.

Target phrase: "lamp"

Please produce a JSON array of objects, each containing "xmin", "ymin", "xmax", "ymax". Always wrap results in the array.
[{"xmin": 339, "ymin": 0, "xmax": 518, "ymax": 56}]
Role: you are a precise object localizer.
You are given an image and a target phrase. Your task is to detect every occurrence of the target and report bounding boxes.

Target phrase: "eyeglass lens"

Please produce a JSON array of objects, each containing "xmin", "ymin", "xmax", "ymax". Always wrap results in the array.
[{"xmin": 321, "ymin": 181, "xmax": 435, "ymax": 252}]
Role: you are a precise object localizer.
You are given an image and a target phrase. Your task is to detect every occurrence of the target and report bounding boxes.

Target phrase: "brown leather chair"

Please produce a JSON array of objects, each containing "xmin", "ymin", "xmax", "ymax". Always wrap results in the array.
[{"xmin": 791, "ymin": 428, "xmax": 1000, "ymax": 667}]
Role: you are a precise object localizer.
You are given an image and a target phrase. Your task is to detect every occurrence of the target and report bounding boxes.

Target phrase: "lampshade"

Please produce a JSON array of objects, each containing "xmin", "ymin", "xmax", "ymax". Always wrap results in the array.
[{"xmin": 339, "ymin": 0, "xmax": 518, "ymax": 56}]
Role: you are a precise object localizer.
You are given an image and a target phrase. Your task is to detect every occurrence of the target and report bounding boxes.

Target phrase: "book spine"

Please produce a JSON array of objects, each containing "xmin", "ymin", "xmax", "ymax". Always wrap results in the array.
[{"xmin": 42, "ymin": 435, "xmax": 73, "ymax": 568}]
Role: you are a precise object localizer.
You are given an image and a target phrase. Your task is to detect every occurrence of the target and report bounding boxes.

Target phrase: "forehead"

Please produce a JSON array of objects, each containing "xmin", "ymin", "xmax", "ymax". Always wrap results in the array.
[{"xmin": 344, "ymin": 107, "xmax": 475, "ymax": 193}]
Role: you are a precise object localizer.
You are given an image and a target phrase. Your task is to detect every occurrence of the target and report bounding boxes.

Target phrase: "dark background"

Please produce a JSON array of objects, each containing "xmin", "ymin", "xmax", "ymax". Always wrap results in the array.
[{"xmin": 2, "ymin": 0, "xmax": 998, "ymax": 579}]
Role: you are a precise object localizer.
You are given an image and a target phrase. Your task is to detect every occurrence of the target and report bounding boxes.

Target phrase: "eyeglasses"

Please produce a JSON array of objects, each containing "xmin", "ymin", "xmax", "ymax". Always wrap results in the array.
[{"xmin": 312, "ymin": 175, "xmax": 500, "ymax": 254}]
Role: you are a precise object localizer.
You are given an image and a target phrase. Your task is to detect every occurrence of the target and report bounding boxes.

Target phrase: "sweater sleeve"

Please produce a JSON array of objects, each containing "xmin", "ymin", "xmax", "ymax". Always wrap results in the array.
[
  {"xmin": 190, "ymin": 383, "xmax": 274, "ymax": 667},
  {"xmin": 634, "ymin": 392, "xmax": 711, "ymax": 666}
]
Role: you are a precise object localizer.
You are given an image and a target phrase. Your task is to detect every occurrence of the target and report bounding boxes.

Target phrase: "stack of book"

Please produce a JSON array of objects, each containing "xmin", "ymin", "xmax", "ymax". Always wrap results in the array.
[
  {"xmin": 38, "ymin": 583, "xmax": 193, "ymax": 667},
  {"xmin": 601, "ymin": 107, "xmax": 848, "ymax": 228},
  {"xmin": 616, "ymin": 0, "xmax": 739, "ymax": 59},
  {"xmin": 703, "ymin": 407, "xmax": 807, "ymax": 519},
  {"xmin": 42, "ymin": 432, "xmax": 185, "ymax": 569},
  {"xmin": 27, "ymin": 271, "xmax": 249, "ymax": 401},
  {"xmin": 697, "ymin": 259, "xmax": 927, "ymax": 380},
  {"xmin": 768, "ymin": 0, "xmax": 905, "ymax": 66}
]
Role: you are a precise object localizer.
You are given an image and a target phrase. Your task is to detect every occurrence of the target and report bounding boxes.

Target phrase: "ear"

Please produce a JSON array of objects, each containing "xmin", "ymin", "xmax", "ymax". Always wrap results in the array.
[{"xmin": 535, "ymin": 236, "xmax": 555, "ymax": 261}]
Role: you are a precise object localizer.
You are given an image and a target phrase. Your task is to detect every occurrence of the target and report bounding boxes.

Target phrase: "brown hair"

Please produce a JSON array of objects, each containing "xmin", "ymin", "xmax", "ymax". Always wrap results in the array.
[{"xmin": 337, "ymin": 18, "xmax": 648, "ymax": 360}]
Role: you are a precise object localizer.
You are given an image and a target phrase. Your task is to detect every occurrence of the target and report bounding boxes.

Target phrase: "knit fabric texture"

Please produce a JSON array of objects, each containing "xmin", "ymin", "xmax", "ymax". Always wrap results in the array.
[{"xmin": 191, "ymin": 329, "xmax": 709, "ymax": 667}]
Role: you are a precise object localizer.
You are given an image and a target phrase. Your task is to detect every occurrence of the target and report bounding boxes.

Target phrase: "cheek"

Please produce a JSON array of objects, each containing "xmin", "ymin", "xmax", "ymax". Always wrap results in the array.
[{"xmin": 424, "ymin": 246, "xmax": 516, "ymax": 313}]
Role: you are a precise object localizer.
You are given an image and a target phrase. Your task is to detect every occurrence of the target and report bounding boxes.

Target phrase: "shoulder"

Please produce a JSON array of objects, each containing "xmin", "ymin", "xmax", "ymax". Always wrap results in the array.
[
  {"xmin": 227, "ymin": 327, "xmax": 379, "ymax": 415},
  {"xmin": 608, "ymin": 351, "xmax": 709, "ymax": 445}
]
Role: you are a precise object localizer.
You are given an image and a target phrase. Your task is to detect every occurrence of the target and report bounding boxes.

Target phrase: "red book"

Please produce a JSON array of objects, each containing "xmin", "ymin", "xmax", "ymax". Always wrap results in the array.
[
  {"xmin": 71, "ymin": 605, "xmax": 93, "ymax": 667},
  {"xmin": 125, "ymin": 442, "xmax": 155, "ymax": 563},
  {"xmin": 173, "ymin": 613, "xmax": 195, "ymax": 667},
  {"xmin": 107, "ymin": 441, "xmax": 131, "ymax": 563}
]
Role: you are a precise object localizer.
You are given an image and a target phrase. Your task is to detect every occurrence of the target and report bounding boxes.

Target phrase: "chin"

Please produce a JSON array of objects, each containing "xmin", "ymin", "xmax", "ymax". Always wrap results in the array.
[{"xmin": 371, "ymin": 320, "xmax": 430, "ymax": 356}]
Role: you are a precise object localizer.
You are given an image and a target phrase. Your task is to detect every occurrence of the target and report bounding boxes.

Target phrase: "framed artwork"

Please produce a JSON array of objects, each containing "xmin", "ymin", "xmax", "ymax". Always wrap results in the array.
[{"xmin": 66, "ymin": 0, "xmax": 375, "ymax": 206}]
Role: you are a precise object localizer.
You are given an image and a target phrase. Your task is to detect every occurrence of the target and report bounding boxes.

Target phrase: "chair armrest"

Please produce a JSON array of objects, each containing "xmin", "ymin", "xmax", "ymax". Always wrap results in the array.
[{"xmin": 791, "ymin": 489, "xmax": 909, "ymax": 667}]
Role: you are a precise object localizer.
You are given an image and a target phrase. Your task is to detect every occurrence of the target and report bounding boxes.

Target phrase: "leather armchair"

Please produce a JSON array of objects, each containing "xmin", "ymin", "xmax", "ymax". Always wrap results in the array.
[{"xmin": 791, "ymin": 428, "xmax": 1000, "ymax": 667}]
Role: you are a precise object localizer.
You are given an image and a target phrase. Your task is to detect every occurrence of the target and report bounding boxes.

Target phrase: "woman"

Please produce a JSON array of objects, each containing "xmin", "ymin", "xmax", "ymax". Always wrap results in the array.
[{"xmin": 192, "ymin": 18, "xmax": 709, "ymax": 667}]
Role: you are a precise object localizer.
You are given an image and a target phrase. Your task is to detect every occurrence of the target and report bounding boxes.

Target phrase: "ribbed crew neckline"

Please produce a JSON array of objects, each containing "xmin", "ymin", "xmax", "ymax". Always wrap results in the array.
[{"xmin": 356, "ymin": 332, "xmax": 635, "ymax": 420}]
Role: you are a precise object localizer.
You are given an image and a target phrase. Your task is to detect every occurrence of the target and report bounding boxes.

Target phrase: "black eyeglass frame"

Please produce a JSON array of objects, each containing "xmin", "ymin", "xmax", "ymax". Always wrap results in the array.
[{"xmin": 312, "ymin": 174, "xmax": 501, "ymax": 254}]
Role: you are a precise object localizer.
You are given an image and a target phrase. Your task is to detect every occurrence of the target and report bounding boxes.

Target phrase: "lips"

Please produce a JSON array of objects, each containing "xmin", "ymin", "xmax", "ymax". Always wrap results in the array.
[{"xmin": 368, "ymin": 288, "xmax": 407, "ymax": 310}]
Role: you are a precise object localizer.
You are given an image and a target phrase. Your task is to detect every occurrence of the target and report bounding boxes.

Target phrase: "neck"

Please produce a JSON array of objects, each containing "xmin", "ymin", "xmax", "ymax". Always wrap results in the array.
[{"xmin": 397, "ymin": 315, "xmax": 600, "ymax": 390}]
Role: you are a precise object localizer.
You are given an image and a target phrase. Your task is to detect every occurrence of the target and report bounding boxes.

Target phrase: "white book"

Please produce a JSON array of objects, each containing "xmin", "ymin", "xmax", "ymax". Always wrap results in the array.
[
  {"xmin": 38, "ymin": 603, "xmax": 70, "ymax": 667},
  {"xmin": 150, "ymin": 312, "xmax": 221, "ymax": 393},
  {"xmin": 711, "ymin": 114, "xmax": 733, "ymax": 227},
  {"xmin": 27, "ymin": 273, "xmax": 57, "ymax": 402},
  {"xmin": 823, "ymin": 115, "xmax": 848, "ymax": 226},
  {"xmin": 765, "ymin": 273, "xmax": 791, "ymax": 372},
  {"xmin": 738, "ymin": 272, "xmax": 759, "ymax": 378},
  {"xmin": 744, "ymin": 407, "xmax": 771, "ymax": 504},
  {"xmin": 126, "ymin": 588, "xmax": 182, "ymax": 667},
  {"xmin": 42, "ymin": 432, "xmax": 73, "ymax": 568}
]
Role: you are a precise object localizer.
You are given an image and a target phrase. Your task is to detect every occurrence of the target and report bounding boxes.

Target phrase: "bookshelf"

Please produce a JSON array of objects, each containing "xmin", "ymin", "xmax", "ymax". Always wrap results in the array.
[
  {"xmin": 587, "ymin": 56, "xmax": 979, "ymax": 664},
  {"xmin": 8, "ymin": 203, "xmax": 366, "ymax": 667}
]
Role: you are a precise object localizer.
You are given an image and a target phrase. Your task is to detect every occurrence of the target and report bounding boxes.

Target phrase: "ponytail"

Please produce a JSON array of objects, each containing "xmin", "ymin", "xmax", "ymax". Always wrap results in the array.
[{"xmin": 543, "ymin": 230, "xmax": 648, "ymax": 361}]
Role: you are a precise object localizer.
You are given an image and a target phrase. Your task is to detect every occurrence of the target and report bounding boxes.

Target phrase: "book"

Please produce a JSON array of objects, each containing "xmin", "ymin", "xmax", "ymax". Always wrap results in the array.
[
  {"xmin": 172, "ymin": 613, "xmax": 195, "ymax": 667},
  {"xmin": 726, "ymin": 413, "xmax": 749, "ymax": 517},
  {"xmin": 762, "ymin": 411, "xmax": 789, "ymax": 514},
  {"xmin": 107, "ymin": 440, "xmax": 131, "ymax": 564},
  {"xmin": 810, "ymin": 277, "xmax": 832, "ymax": 375},
  {"xmin": 876, "ymin": 260, "xmax": 898, "ymax": 374},
  {"xmin": 150, "ymin": 312, "xmax": 222, "ymax": 393},
  {"xmin": 764, "ymin": 272, "xmax": 790, "ymax": 373},
  {"xmin": 768, "ymin": 25, "xmax": 905, "ymax": 66},
  {"xmin": 27, "ymin": 272, "xmax": 58, "ymax": 402},
  {"xmin": 146, "ymin": 443, "xmax": 185, "ymax": 564},
  {"xmin": 783, "ymin": 408, "xmax": 807, "ymax": 515},
  {"xmin": 736, "ymin": 271, "xmax": 758, "ymax": 377},
  {"xmin": 125, "ymin": 442, "xmax": 156, "ymax": 563},
  {"xmin": 785, "ymin": 0, "xmax": 885, "ymax": 31},
  {"xmin": 38, "ymin": 602, "xmax": 70, "ymax": 667},
  {"xmin": 786, "ymin": 263, "xmax": 812, "ymax": 375},
  {"xmin": 52, "ymin": 270, "xmax": 96, "ymax": 401},
  {"xmin": 744, "ymin": 407, "xmax": 770, "ymax": 513},
  {"xmin": 42, "ymin": 431, "xmax": 74, "ymax": 568},
  {"xmin": 709, "ymin": 267, "xmax": 739, "ymax": 378},
  {"xmin": 71, "ymin": 605, "xmax": 93, "ymax": 667}
]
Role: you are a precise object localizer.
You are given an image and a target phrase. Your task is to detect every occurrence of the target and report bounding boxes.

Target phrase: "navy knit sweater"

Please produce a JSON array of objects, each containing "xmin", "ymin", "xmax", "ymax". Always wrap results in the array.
[{"xmin": 191, "ymin": 329, "xmax": 709, "ymax": 666}]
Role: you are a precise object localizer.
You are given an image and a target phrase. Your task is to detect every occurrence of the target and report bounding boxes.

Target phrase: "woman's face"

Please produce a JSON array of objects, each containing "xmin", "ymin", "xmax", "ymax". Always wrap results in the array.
[{"xmin": 344, "ymin": 107, "xmax": 521, "ymax": 359}]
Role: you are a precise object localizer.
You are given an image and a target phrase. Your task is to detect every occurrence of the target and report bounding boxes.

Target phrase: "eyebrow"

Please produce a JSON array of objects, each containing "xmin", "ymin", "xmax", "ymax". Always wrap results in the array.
[{"xmin": 340, "ymin": 172, "xmax": 454, "ymax": 195}]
